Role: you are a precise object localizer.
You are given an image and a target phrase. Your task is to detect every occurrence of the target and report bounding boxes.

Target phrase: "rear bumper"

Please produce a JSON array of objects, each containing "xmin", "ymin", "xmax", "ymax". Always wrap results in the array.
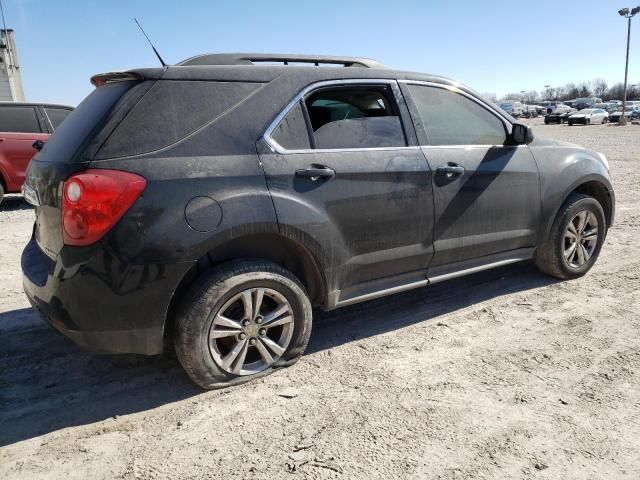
[{"xmin": 21, "ymin": 234, "xmax": 193, "ymax": 355}]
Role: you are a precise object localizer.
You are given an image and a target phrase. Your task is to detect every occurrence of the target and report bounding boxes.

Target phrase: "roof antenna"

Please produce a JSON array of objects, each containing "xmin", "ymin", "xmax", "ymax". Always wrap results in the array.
[{"xmin": 134, "ymin": 18, "xmax": 167, "ymax": 67}]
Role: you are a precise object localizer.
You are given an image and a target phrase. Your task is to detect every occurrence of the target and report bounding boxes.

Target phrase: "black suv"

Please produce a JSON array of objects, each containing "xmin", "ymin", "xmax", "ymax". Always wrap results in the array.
[{"xmin": 22, "ymin": 54, "xmax": 614, "ymax": 389}]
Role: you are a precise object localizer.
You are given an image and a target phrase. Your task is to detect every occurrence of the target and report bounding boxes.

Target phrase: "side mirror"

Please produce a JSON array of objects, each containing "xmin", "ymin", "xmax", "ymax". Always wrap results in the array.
[{"xmin": 511, "ymin": 123, "xmax": 534, "ymax": 145}]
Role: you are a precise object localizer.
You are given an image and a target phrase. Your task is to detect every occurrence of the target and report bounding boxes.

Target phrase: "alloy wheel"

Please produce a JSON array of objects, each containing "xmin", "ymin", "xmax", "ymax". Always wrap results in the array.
[
  {"xmin": 208, "ymin": 287, "xmax": 294, "ymax": 375},
  {"xmin": 563, "ymin": 210, "xmax": 598, "ymax": 268}
]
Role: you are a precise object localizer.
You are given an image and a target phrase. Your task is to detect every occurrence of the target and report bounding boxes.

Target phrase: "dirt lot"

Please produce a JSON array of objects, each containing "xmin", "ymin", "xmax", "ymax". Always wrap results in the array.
[{"xmin": 1, "ymin": 119, "xmax": 639, "ymax": 479}]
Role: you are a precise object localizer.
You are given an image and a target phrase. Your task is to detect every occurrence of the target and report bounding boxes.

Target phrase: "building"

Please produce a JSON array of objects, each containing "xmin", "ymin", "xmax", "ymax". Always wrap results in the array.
[{"xmin": 0, "ymin": 29, "xmax": 25, "ymax": 101}]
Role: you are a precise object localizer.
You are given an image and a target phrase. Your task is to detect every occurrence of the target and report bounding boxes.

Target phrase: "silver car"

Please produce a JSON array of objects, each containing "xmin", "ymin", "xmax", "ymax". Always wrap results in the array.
[{"xmin": 568, "ymin": 108, "xmax": 609, "ymax": 126}]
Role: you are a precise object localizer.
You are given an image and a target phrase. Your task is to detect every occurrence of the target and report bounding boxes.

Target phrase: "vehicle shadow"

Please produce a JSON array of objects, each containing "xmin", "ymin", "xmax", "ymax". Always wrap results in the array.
[
  {"xmin": 0, "ymin": 195, "xmax": 32, "ymax": 212},
  {"xmin": 0, "ymin": 261, "xmax": 555, "ymax": 446}
]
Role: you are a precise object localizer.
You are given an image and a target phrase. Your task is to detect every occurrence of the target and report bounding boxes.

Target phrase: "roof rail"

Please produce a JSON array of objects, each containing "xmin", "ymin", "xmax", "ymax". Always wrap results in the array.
[{"xmin": 177, "ymin": 53, "xmax": 386, "ymax": 69}]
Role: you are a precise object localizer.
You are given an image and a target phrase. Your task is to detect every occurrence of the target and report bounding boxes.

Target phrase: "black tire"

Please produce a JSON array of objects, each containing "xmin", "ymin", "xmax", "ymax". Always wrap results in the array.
[
  {"xmin": 534, "ymin": 194, "xmax": 606, "ymax": 280},
  {"xmin": 0, "ymin": 182, "xmax": 4, "ymax": 206},
  {"xmin": 585, "ymin": 119, "xmax": 590, "ymax": 126},
  {"xmin": 175, "ymin": 260, "xmax": 313, "ymax": 389}
]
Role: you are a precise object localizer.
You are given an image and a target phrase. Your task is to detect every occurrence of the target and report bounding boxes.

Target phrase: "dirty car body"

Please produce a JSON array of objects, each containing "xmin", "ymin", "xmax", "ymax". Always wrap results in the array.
[{"xmin": 21, "ymin": 54, "xmax": 614, "ymax": 386}]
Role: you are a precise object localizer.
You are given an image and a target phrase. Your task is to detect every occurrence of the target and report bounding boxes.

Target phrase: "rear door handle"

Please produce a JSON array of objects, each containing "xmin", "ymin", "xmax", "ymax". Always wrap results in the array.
[
  {"xmin": 295, "ymin": 165, "xmax": 336, "ymax": 181},
  {"xmin": 435, "ymin": 163, "xmax": 465, "ymax": 178}
]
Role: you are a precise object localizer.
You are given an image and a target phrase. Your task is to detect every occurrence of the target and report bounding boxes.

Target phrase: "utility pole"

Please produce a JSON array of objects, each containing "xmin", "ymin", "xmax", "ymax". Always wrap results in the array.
[{"xmin": 618, "ymin": 7, "xmax": 640, "ymax": 125}]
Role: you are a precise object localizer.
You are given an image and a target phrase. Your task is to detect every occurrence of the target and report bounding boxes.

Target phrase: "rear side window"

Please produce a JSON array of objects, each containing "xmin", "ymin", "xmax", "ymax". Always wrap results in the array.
[
  {"xmin": 97, "ymin": 81, "xmax": 262, "ymax": 159},
  {"xmin": 44, "ymin": 108, "xmax": 72, "ymax": 130},
  {"xmin": 407, "ymin": 85, "xmax": 507, "ymax": 146},
  {"xmin": 0, "ymin": 106, "xmax": 41, "ymax": 133},
  {"xmin": 271, "ymin": 102, "xmax": 311, "ymax": 150},
  {"xmin": 39, "ymin": 81, "xmax": 136, "ymax": 163},
  {"xmin": 305, "ymin": 86, "xmax": 406, "ymax": 149}
]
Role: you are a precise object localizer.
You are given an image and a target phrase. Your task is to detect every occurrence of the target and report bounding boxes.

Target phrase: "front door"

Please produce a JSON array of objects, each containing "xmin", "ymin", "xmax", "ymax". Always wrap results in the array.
[
  {"xmin": 258, "ymin": 80, "xmax": 435, "ymax": 303},
  {"xmin": 400, "ymin": 81, "xmax": 541, "ymax": 272}
]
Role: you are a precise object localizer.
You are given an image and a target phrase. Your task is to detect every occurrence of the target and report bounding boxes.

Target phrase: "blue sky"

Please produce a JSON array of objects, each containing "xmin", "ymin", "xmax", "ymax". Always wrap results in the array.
[{"xmin": 4, "ymin": 0, "xmax": 639, "ymax": 105}]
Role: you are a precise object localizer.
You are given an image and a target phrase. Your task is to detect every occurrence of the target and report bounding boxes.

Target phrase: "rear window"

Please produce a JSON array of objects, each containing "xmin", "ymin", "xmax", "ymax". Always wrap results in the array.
[
  {"xmin": 0, "ymin": 106, "xmax": 41, "ymax": 133},
  {"xmin": 39, "ymin": 81, "xmax": 136, "ymax": 162},
  {"xmin": 96, "ymin": 80, "xmax": 262, "ymax": 159},
  {"xmin": 44, "ymin": 107, "xmax": 72, "ymax": 129}
]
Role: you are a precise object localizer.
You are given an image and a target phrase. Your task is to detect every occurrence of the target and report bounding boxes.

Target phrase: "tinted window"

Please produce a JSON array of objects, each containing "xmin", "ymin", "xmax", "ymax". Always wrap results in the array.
[
  {"xmin": 304, "ymin": 86, "xmax": 406, "ymax": 149},
  {"xmin": 44, "ymin": 108, "xmax": 72, "ymax": 129},
  {"xmin": 0, "ymin": 106, "xmax": 41, "ymax": 133},
  {"xmin": 39, "ymin": 81, "xmax": 136, "ymax": 163},
  {"xmin": 97, "ymin": 80, "xmax": 262, "ymax": 158},
  {"xmin": 407, "ymin": 85, "xmax": 507, "ymax": 146},
  {"xmin": 271, "ymin": 102, "xmax": 311, "ymax": 150}
]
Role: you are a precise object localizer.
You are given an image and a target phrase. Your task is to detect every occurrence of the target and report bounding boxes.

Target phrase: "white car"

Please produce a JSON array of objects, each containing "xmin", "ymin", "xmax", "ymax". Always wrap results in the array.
[{"xmin": 567, "ymin": 108, "xmax": 609, "ymax": 126}]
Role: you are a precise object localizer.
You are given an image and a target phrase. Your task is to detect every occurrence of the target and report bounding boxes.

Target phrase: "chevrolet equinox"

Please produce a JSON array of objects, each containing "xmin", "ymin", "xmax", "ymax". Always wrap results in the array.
[{"xmin": 21, "ymin": 54, "xmax": 615, "ymax": 389}]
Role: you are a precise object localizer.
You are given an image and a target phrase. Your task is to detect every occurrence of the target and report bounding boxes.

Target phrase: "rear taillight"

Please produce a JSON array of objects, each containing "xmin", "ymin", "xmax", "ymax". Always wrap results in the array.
[{"xmin": 62, "ymin": 169, "xmax": 146, "ymax": 246}]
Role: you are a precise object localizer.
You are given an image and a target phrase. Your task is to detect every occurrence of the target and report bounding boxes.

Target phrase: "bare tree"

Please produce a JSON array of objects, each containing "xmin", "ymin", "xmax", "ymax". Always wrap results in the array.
[
  {"xmin": 606, "ymin": 83, "xmax": 626, "ymax": 101},
  {"xmin": 578, "ymin": 83, "xmax": 592, "ymax": 98},
  {"xmin": 482, "ymin": 92, "xmax": 498, "ymax": 103},
  {"xmin": 592, "ymin": 78, "xmax": 608, "ymax": 99}
]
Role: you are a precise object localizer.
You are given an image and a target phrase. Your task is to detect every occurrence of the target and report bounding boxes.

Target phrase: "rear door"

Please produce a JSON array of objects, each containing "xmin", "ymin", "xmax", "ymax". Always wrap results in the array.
[
  {"xmin": 258, "ymin": 80, "xmax": 435, "ymax": 301},
  {"xmin": 400, "ymin": 81, "xmax": 541, "ymax": 273},
  {"xmin": 0, "ymin": 105, "xmax": 48, "ymax": 192}
]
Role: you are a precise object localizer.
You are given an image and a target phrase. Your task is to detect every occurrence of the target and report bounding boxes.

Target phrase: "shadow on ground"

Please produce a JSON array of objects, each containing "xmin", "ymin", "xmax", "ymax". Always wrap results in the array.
[
  {"xmin": 0, "ymin": 195, "xmax": 32, "ymax": 212},
  {"xmin": 0, "ymin": 261, "xmax": 555, "ymax": 446}
]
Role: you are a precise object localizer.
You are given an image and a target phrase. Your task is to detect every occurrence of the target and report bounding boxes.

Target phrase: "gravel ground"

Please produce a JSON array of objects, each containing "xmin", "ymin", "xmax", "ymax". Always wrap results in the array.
[{"xmin": 1, "ymin": 119, "xmax": 639, "ymax": 479}]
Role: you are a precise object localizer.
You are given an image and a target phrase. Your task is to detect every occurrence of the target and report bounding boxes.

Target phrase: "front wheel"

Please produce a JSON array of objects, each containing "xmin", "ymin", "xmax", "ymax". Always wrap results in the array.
[
  {"xmin": 0, "ymin": 182, "xmax": 4, "ymax": 205},
  {"xmin": 175, "ymin": 260, "xmax": 313, "ymax": 389},
  {"xmin": 534, "ymin": 194, "xmax": 606, "ymax": 280},
  {"xmin": 585, "ymin": 119, "xmax": 591, "ymax": 126}
]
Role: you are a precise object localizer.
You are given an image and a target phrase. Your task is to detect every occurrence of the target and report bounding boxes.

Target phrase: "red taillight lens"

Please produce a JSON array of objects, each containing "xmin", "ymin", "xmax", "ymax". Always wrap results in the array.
[{"xmin": 62, "ymin": 169, "xmax": 146, "ymax": 246}]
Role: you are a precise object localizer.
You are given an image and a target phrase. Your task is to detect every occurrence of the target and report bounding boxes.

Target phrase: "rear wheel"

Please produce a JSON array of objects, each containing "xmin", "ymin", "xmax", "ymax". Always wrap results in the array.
[
  {"xmin": 175, "ymin": 260, "xmax": 313, "ymax": 389},
  {"xmin": 534, "ymin": 194, "xmax": 606, "ymax": 280},
  {"xmin": 0, "ymin": 182, "xmax": 4, "ymax": 206},
  {"xmin": 585, "ymin": 119, "xmax": 591, "ymax": 126}
]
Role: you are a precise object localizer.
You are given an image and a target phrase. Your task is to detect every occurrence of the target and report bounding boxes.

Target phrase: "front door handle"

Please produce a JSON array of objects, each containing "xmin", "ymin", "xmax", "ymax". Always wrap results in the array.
[
  {"xmin": 435, "ymin": 163, "xmax": 465, "ymax": 178},
  {"xmin": 295, "ymin": 165, "xmax": 336, "ymax": 181}
]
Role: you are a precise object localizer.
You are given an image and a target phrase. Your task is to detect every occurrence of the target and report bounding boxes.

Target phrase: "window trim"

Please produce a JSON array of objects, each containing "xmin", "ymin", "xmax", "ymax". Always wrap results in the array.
[
  {"xmin": 399, "ymin": 80, "xmax": 519, "ymax": 148},
  {"xmin": 264, "ymin": 79, "xmax": 418, "ymax": 154}
]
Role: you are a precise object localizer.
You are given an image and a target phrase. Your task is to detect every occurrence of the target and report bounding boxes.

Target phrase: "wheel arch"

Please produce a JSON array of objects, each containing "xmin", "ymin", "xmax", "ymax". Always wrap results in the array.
[
  {"xmin": 543, "ymin": 175, "xmax": 614, "ymax": 241},
  {"xmin": 163, "ymin": 233, "xmax": 328, "ymax": 344}
]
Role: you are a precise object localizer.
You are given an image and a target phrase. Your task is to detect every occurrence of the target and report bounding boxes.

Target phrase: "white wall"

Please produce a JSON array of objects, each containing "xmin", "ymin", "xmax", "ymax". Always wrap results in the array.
[{"xmin": 0, "ymin": 29, "xmax": 26, "ymax": 102}]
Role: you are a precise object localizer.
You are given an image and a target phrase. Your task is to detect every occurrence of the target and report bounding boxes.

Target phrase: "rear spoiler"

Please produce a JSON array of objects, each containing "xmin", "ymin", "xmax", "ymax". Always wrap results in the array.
[{"xmin": 90, "ymin": 72, "xmax": 143, "ymax": 87}]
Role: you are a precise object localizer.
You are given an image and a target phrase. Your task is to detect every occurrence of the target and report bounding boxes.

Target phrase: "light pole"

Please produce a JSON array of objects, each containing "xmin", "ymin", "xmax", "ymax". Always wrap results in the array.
[{"xmin": 618, "ymin": 7, "xmax": 640, "ymax": 125}]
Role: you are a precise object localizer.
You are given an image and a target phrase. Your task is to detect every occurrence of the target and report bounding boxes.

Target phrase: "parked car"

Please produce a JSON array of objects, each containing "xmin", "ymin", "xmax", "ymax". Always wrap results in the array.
[
  {"xmin": 544, "ymin": 108, "xmax": 576, "ymax": 124},
  {"xmin": 21, "ymin": 53, "xmax": 615, "ymax": 389},
  {"xmin": 568, "ymin": 108, "xmax": 609, "ymax": 125},
  {"xmin": 594, "ymin": 103, "xmax": 618, "ymax": 114},
  {"xmin": 608, "ymin": 106, "xmax": 640, "ymax": 123},
  {"xmin": 573, "ymin": 97, "xmax": 602, "ymax": 110},
  {"xmin": 0, "ymin": 102, "xmax": 73, "ymax": 204},
  {"xmin": 499, "ymin": 101, "xmax": 523, "ymax": 117},
  {"xmin": 541, "ymin": 102, "xmax": 571, "ymax": 115}
]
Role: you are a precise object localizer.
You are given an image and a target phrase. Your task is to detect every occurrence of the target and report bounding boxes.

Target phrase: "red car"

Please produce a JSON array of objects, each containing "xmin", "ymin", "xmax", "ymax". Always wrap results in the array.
[{"xmin": 0, "ymin": 102, "xmax": 73, "ymax": 204}]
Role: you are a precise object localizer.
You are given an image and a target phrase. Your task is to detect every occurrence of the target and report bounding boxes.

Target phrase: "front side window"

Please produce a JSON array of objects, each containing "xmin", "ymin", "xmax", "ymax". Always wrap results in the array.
[
  {"xmin": 0, "ymin": 106, "xmax": 41, "ymax": 133},
  {"xmin": 304, "ymin": 86, "xmax": 406, "ymax": 149},
  {"xmin": 407, "ymin": 85, "xmax": 507, "ymax": 146}
]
